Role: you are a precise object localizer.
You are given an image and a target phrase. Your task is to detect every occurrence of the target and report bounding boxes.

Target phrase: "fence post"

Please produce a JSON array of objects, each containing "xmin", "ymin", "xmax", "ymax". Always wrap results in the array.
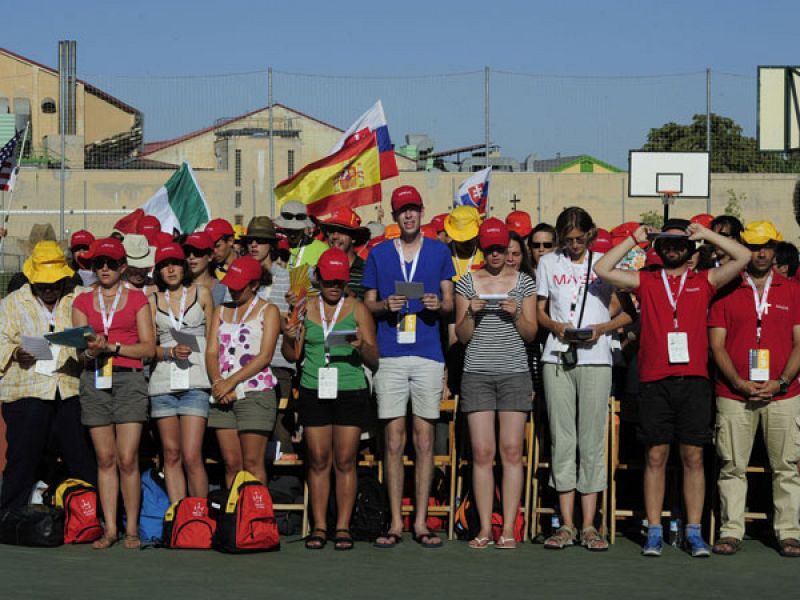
[
  {"xmin": 268, "ymin": 67, "xmax": 275, "ymax": 218},
  {"xmin": 706, "ymin": 68, "xmax": 712, "ymax": 213}
]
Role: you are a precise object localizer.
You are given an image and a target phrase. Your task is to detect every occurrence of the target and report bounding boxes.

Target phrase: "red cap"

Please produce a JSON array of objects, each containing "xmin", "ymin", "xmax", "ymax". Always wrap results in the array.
[
  {"xmin": 136, "ymin": 215, "xmax": 162, "ymax": 241},
  {"xmin": 155, "ymin": 231, "xmax": 174, "ymax": 247},
  {"xmin": 505, "ymin": 211, "xmax": 533, "ymax": 238},
  {"xmin": 155, "ymin": 243, "xmax": 185, "ymax": 265},
  {"xmin": 367, "ymin": 234, "xmax": 385, "ymax": 249},
  {"xmin": 690, "ymin": 213, "xmax": 714, "ymax": 228},
  {"xmin": 590, "ymin": 228, "xmax": 612, "ymax": 254},
  {"xmin": 317, "ymin": 248, "xmax": 351, "ymax": 282},
  {"xmin": 221, "ymin": 256, "xmax": 263, "ymax": 291},
  {"xmin": 276, "ymin": 233, "xmax": 289, "ymax": 252},
  {"xmin": 183, "ymin": 231, "xmax": 213, "ymax": 251},
  {"xmin": 113, "ymin": 208, "xmax": 145, "ymax": 235},
  {"xmin": 390, "ymin": 185, "xmax": 423, "ymax": 213},
  {"xmin": 205, "ymin": 218, "xmax": 235, "ymax": 243},
  {"xmin": 421, "ymin": 224, "xmax": 438, "ymax": 240},
  {"xmin": 478, "ymin": 218, "xmax": 510, "ymax": 249},
  {"xmin": 429, "ymin": 213, "xmax": 448, "ymax": 234},
  {"xmin": 84, "ymin": 237, "xmax": 126, "ymax": 262},
  {"xmin": 70, "ymin": 229, "xmax": 95, "ymax": 250},
  {"xmin": 321, "ymin": 207, "xmax": 362, "ymax": 229},
  {"xmin": 611, "ymin": 221, "xmax": 648, "ymax": 248}
]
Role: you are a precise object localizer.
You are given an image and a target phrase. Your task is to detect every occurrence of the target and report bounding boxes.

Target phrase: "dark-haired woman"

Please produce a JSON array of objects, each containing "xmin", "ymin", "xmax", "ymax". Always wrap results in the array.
[
  {"xmin": 149, "ymin": 243, "xmax": 213, "ymax": 502},
  {"xmin": 183, "ymin": 231, "xmax": 227, "ymax": 305},
  {"xmin": 528, "ymin": 223, "xmax": 557, "ymax": 273}
]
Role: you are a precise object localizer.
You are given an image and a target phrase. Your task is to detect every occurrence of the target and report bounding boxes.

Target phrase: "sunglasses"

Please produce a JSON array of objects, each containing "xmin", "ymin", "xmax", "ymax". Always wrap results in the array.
[
  {"xmin": 484, "ymin": 246, "xmax": 508, "ymax": 256},
  {"xmin": 92, "ymin": 257, "xmax": 122, "ymax": 271},
  {"xmin": 157, "ymin": 259, "xmax": 184, "ymax": 269},
  {"xmin": 280, "ymin": 213, "xmax": 307, "ymax": 221},
  {"xmin": 70, "ymin": 245, "xmax": 90, "ymax": 253},
  {"xmin": 319, "ymin": 279, "xmax": 346, "ymax": 287},
  {"xmin": 244, "ymin": 237, "xmax": 274, "ymax": 245},
  {"xmin": 530, "ymin": 242, "xmax": 554, "ymax": 249},
  {"xmin": 183, "ymin": 246, "xmax": 211, "ymax": 258},
  {"xmin": 32, "ymin": 282, "xmax": 64, "ymax": 293}
]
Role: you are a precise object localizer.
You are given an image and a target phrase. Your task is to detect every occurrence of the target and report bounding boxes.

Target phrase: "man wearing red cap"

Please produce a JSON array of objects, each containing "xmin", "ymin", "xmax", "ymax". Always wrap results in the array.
[
  {"xmin": 204, "ymin": 218, "xmax": 238, "ymax": 280},
  {"xmin": 69, "ymin": 229, "xmax": 96, "ymax": 287},
  {"xmin": 363, "ymin": 185, "xmax": 455, "ymax": 548},
  {"xmin": 319, "ymin": 208, "xmax": 370, "ymax": 299},
  {"xmin": 428, "ymin": 214, "xmax": 450, "ymax": 244}
]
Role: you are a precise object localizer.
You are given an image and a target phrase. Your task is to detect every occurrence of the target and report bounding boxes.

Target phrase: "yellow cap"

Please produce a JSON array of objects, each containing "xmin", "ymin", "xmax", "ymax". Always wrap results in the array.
[
  {"xmin": 22, "ymin": 240, "xmax": 75, "ymax": 284},
  {"xmin": 232, "ymin": 224, "xmax": 245, "ymax": 241},
  {"xmin": 444, "ymin": 206, "xmax": 481, "ymax": 242},
  {"xmin": 741, "ymin": 221, "xmax": 783, "ymax": 245}
]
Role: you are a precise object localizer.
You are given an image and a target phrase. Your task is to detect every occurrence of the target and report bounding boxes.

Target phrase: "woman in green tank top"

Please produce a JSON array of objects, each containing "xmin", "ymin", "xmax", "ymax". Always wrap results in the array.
[{"xmin": 282, "ymin": 248, "xmax": 378, "ymax": 550}]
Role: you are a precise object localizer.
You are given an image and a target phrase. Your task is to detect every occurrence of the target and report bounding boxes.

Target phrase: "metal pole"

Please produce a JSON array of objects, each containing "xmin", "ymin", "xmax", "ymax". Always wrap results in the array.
[
  {"xmin": 706, "ymin": 68, "xmax": 712, "ymax": 214},
  {"xmin": 536, "ymin": 177, "xmax": 542, "ymax": 224},
  {"xmin": 83, "ymin": 180, "xmax": 87, "ymax": 230},
  {"xmin": 621, "ymin": 177, "xmax": 626, "ymax": 222},
  {"xmin": 268, "ymin": 67, "xmax": 275, "ymax": 217},
  {"xmin": 59, "ymin": 41, "xmax": 67, "ymax": 243},
  {"xmin": 0, "ymin": 122, "xmax": 30, "ymax": 269},
  {"xmin": 252, "ymin": 178, "xmax": 256, "ymax": 218},
  {"xmin": 484, "ymin": 66, "xmax": 491, "ymax": 215}
]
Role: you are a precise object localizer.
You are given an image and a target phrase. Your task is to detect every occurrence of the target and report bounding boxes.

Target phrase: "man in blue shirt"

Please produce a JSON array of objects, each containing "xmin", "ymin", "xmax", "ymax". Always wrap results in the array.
[{"xmin": 363, "ymin": 185, "xmax": 455, "ymax": 548}]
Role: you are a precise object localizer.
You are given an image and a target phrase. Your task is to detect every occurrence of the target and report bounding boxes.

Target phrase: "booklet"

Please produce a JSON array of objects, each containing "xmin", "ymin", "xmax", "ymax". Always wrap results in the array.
[{"xmin": 43, "ymin": 326, "xmax": 96, "ymax": 350}]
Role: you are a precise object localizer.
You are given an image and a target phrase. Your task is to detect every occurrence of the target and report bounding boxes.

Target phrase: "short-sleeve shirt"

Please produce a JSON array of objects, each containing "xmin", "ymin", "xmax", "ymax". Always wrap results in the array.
[
  {"xmin": 635, "ymin": 269, "xmax": 715, "ymax": 383},
  {"xmin": 288, "ymin": 239, "xmax": 328, "ymax": 270},
  {"xmin": 73, "ymin": 288, "xmax": 150, "ymax": 369},
  {"xmin": 451, "ymin": 248, "xmax": 484, "ymax": 282},
  {"xmin": 536, "ymin": 250, "xmax": 615, "ymax": 366},
  {"xmin": 708, "ymin": 274, "xmax": 800, "ymax": 401},
  {"xmin": 362, "ymin": 237, "xmax": 455, "ymax": 362},
  {"xmin": 455, "ymin": 271, "xmax": 535, "ymax": 374}
]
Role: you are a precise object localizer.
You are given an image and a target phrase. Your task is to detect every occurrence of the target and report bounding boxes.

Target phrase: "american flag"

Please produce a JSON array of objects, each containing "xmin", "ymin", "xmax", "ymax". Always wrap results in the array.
[{"xmin": 0, "ymin": 130, "xmax": 23, "ymax": 192}]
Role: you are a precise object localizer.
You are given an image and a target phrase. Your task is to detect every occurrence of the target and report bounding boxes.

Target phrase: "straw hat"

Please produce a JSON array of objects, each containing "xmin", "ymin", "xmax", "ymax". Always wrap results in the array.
[
  {"xmin": 18, "ymin": 223, "xmax": 67, "ymax": 253},
  {"xmin": 22, "ymin": 240, "xmax": 75, "ymax": 284},
  {"xmin": 123, "ymin": 234, "xmax": 155, "ymax": 268}
]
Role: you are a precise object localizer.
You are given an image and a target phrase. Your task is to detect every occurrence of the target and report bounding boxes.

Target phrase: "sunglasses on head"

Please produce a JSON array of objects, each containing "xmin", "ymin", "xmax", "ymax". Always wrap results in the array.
[
  {"xmin": 183, "ymin": 246, "xmax": 211, "ymax": 258},
  {"xmin": 91, "ymin": 257, "xmax": 122, "ymax": 271},
  {"xmin": 530, "ymin": 242, "xmax": 554, "ymax": 249}
]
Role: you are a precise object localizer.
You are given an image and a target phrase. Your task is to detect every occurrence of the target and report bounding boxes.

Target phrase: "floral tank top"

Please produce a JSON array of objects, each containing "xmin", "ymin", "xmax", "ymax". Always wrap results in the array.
[{"xmin": 218, "ymin": 301, "xmax": 277, "ymax": 392}]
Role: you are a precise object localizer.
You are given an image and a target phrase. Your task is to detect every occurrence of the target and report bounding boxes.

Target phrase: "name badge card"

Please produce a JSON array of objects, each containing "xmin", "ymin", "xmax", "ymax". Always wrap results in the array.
[
  {"xmin": 170, "ymin": 361, "xmax": 191, "ymax": 391},
  {"xmin": 35, "ymin": 344, "xmax": 61, "ymax": 377},
  {"xmin": 318, "ymin": 367, "xmax": 339, "ymax": 399},
  {"xmin": 397, "ymin": 314, "xmax": 417, "ymax": 344},
  {"xmin": 749, "ymin": 349, "xmax": 770, "ymax": 382},
  {"xmin": 95, "ymin": 356, "xmax": 113, "ymax": 389},
  {"xmin": 235, "ymin": 382, "xmax": 247, "ymax": 400},
  {"xmin": 667, "ymin": 332, "xmax": 689, "ymax": 364}
]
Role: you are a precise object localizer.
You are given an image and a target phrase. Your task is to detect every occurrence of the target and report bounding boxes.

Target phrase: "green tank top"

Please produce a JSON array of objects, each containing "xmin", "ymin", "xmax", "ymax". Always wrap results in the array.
[{"xmin": 300, "ymin": 310, "xmax": 367, "ymax": 392}]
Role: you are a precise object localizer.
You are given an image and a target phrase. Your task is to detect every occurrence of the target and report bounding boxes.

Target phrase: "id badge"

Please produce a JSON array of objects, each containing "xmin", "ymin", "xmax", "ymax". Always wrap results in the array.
[
  {"xmin": 667, "ymin": 332, "xmax": 689, "ymax": 364},
  {"xmin": 95, "ymin": 356, "xmax": 113, "ymax": 389},
  {"xmin": 318, "ymin": 367, "xmax": 339, "ymax": 399},
  {"xmin": 170, "ymin": 361, "xmax": 191, "ymax": 391},
  {"xmin": 35, "ymin": 344, "xmax": 60, "ymax": 377},
  {"xmin": 550, "ymin": 336, "xmax": 569, "ymax": 353},
  {"xmin": 397, "ymin": 313, "xmax": 417, "ymax": 344},
  {"xmin": 749, "ymin": 349, "xmax": 770, "ymax": 382},
  {"xmin": 235, "ymin": 382, "xmax": 247, "ymax": 400}
]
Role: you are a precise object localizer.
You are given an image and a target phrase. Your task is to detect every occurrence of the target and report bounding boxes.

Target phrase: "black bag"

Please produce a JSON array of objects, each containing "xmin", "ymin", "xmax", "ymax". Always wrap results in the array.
[
  {"xmin": 561, "ymin": 251, "xmax": 593, "ymax": 369},
  {"xmin": 0, "ymin": 505, "xmax": 65, "ymax": 547},
  {"xmin": 268, "ymin": 476, "xmax": 303, "ymax": 536},
  {"xmin": 350, "ymin": 470, "xmax": 389, "ymax": 542}
]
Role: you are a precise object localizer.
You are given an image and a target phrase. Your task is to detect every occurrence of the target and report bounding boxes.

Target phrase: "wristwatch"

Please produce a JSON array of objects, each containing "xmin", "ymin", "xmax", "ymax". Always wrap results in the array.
[
  {"xmin": 778, "ymin": 377, "xmax": 789, "ymax": 395},
  {"xmin": 114, "ymin": 342, "xmax": 121, "ymax": 356}
]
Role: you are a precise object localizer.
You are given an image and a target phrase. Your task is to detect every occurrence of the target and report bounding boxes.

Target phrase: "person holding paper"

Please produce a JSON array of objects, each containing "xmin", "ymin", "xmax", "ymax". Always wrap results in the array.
[
  {"xmin": 71, "ymin": 237, "xmax": 156, "ymax": 549},
  {"xmin": 282, "ymin": 248, "xmax": 377, "ymax": 550},
  {"xmin": 182, "ymin": 231, "xmax": 227, "ymax": 305},
  {"xmin": 0, "ymin": 241, "xmax": 95, "ymax": 511},
  {"xmin": 205, "ymin": 255, "xmax": 281, "ymax": 487},
  {"xmin": 594, "ymin": 218, "xmax": 749, "ymax": 558},
  {"xmin": 148, "ymin": 243, "xmax": 214, "ymax": 503},
  {"xmin": 708, "ymin": 221, "xmax": 800, "ymax": 557},
  {"xmin": 454, "ymin": 219, "xmax": 537, "ymax": 549}
]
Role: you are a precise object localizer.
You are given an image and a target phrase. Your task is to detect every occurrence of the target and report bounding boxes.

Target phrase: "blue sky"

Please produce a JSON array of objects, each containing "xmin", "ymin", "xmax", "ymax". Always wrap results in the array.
[{"xmin": 5, "ymin": 0, "xmax": 799, "ymax": 167}]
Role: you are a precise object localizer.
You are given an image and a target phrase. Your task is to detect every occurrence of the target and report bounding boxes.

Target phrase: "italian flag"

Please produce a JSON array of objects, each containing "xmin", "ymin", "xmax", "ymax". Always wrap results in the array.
[{"xmin": 143, "ymin": 161, "xmax": 211, "ymax": 234}]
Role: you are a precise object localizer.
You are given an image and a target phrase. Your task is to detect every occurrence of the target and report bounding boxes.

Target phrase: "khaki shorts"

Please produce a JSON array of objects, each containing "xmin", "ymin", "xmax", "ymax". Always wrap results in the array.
[
  {"xmin": 374, "ymin": 356, "xmax": 443, "ymax": 420},
  {"xmin": 79, "ymin": 370, "xmax": 149, "ymax": 427},
  {"xmin": 208, "ymin": 389, "xmax": 277, "ymax": 433}
]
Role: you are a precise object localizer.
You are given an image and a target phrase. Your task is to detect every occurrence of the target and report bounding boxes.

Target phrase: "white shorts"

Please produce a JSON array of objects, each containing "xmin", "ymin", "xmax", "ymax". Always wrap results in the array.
[{"xmin": 374, "ymin": 356, "xmax": 444, "ymax": 420}]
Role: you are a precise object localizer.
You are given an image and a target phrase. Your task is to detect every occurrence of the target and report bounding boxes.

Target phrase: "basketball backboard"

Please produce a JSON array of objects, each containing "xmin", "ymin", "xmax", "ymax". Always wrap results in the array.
[
  {"xmin": 758, "ymin": 66, "xmax": 800, "ymax": 152},
  {"xmin": 628, "ymin": 151, "xmax": 710, "ymax": 198}
]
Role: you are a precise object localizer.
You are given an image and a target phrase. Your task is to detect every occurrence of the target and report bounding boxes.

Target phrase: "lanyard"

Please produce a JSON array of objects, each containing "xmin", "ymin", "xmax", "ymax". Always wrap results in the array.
[
  {"xmin": 452, "ymin": 247, "xmax": 477, "ymax": 279},
  {"xmin": 290, "ymin": 245, "xmax": 306, "ymax": 270},
  {"xmin": 567, "ymin": 252, "xmax": 592, "ymax": 323},
  {"xmin": 165, "ymin": 287, "xmax": 188, "ymax": 331},
  {"xmin": 97, "ymin": 285, "xmax": 123, "ymax": 336},
  {"xmin": 319, "ymin": 296, "xmax": 344, "ymax": 365},
  {"xmin": 36, "ymin": 298, "xmax": 57, "ymax": 332},
  {"xmin": 232, "ymin": 296, "xmax": 258, "ymax": 325},
  {"xmin": 661, "ymin": 269, "xmax": 688, "ymax": 330},
  {"xmin": 744, "ymin": 272, "xmax": 773, "ymax": 345},
  {"xmin": 394, "ymin": 238, "xmax": 423, "ymax": 283}
]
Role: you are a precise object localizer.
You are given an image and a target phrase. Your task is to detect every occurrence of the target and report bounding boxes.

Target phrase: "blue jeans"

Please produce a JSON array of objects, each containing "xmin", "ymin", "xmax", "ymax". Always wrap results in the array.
[{"xmin": 150, "ymin": 388, "xmax": 210, "ymax": 419}]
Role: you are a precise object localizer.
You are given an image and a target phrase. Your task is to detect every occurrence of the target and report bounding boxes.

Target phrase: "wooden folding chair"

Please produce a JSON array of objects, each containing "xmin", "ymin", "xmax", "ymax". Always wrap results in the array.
[{"xmin": 269, "ymin": 396, "xmax": 309, "ymax": 537}]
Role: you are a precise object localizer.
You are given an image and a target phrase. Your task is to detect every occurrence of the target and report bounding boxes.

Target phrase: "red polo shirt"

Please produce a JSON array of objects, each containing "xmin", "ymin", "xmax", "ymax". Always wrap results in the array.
[
  {"xmin": 636, "ymin": 269, "xmax": 716, "ymax": 383},
  {"xmin": 708, "ymin": 273, "xmax": 800, "ymax": 401}
]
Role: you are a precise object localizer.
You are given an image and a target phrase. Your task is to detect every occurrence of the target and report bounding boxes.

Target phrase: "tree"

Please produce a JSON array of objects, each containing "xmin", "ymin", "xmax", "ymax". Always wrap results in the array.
[{"xmin": 642, "ymin": 113, "xmax": 800, "ymax": 173}]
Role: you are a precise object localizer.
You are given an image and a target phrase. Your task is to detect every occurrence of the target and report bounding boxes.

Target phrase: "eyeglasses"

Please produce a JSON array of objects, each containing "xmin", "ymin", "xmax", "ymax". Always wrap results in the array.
[
  {"xmin": 245, "ymin": 237, "xmax": 274, "ymax": 246},
  {"xmin": 91, "ymin": 257, "xmax": 122, "ymax": 271},
  {"xmin": 530, "ymin": 242, "xmax": 554, "ymax": 249},
  {"xmin": 564, "ymin": 236, "xmax": 587, "ymax": 246},
  {"xmin": 280, "ymin": 213, "xmax": 307, "ymax": 221},
  {"xmin": 183, "ymin": 246, "xmax": 211, "ymax": 258}
]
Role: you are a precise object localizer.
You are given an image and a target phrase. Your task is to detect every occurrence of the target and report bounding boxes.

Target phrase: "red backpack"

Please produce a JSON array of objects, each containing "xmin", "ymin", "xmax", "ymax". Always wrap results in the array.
[
  {"xmin": 162, "ymin": 497, "xmax": 216, "ymax": 549},
  {"xmin": 212, "ymin": 471, "xmax": 279, "ymax": 553},
  {"xmin": 53, "ymin": 479, "xmax": 103, "ymax": 544}
]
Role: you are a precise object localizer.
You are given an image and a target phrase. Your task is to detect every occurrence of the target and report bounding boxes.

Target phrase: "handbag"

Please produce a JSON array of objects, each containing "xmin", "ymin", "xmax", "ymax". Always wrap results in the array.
[{"xmin": 561, "ymin": 251, "xmax": 593, "ymax": 369}]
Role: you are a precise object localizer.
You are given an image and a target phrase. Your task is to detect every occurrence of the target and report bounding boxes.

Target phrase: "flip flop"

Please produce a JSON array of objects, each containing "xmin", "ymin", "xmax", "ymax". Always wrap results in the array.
[
  {"xmin": 373, "ymin": 532, "xmax": 402, "ymax": 549},
  {"xmin": 469, "ymin": 536, "xmax": 491, "ymax": 549},
  {"xmin": 123, "ymin": 534, "xmax": 141, "ymax": 550},
  {"xmin": 495, "ymin": 535, "xmax": 517, "ymax": 549},
  {"xmin": 413, "ymin": 529, "xmax": 443, "ymax": 548},
  {"xmin": 92, "ymin": 534, "xmax": 118, "ymax": 550}
]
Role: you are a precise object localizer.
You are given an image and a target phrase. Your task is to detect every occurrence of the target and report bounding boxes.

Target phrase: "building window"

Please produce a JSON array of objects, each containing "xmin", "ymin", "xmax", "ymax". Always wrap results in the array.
[
  {"xmin": 41, "ymin": 98, "xmax": 57, "ymax": 114},
  {"xmin": 234, "ymin": 214, "xmax": 243, "ymax": 226},
  {"xmin": 235, "ymin": 149, "xmax": 242, "ymax": 187},
  {"xmin": 235, "ymin": 191, "xmax": 242, "ymax": 209},
  {"xmin": 288, "ymin": 149, "xmax": 295, "ymax": 178}
]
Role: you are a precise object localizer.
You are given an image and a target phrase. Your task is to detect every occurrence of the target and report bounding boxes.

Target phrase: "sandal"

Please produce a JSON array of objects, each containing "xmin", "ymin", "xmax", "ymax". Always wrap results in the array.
[
  {"xmin": 468, "ymin": 536, "xmax": 491, "ymax": 549},
  {"xmin": 495, "ymin": 535, "xmax": 517, "ymax": 549},
  {"xmin": 544, "ymin": 526, "xmax": 577, "ymax": 550},
  {"xmin": 779, "ymin": 537, "xmax": 800, "ymax": 558},
  {"xmin": 373, "ymin": 531, "xmax": 402, "ymax": 548},
  {"xmin": 305, "ymin": 528, "xmax": 328, "ymax": 550},
  {"xmin": 412, "ymin": 528, "xmax": 443, "ymax": 548},
  {"xmin": 712, "ymin": 537, "xmax": 742, "ymax": 556},
  {"xmin": 580, "ymin": 527, "xmax": 608, "ymax": 552},
  {"xmin": 334, "ymin": 529, "xmax": 354, "ymax": 551},
  {"xmin": 122, "ymin": 534, "xmax": 141, "ymax": 550},
  {"xmin": 92, "ymin": 534, "xmax": 117, "ymax": 550}
]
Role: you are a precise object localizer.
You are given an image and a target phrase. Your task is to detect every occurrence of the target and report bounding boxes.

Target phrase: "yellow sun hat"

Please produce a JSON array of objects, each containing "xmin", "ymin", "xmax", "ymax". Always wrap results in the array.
[
  {"xmin": 741, "ymin": 221, "xmax": 783, "ymax": 245},
  {"xmin": 444, "ymin": 205, "xmax": 482, "ymax": 242},
  {"xmin": 22, "ymin": 240, "xmax": 75, "ymax": 284}
]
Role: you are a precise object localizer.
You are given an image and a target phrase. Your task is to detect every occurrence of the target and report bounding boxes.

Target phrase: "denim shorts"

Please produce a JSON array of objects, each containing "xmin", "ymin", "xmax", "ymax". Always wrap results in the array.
[{"xmin": 150, "ymin": 388, "xmax": 210, "ymax": 419}]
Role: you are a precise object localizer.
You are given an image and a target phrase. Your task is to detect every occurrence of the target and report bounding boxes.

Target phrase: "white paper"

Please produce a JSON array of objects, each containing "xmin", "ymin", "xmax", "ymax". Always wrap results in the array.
[
  {"xmin": 170, "ymin": 328, "xmax": 200, "ymax": 352},
  {"xmin": 35, "ymin": 344, "xmax": 62, "ymax": 377},
  {"xmin": 170, "ymin": 362, "xmax": 191, "ymax": 391},
  {"xmin": 21, "ymin": 336, "xmax": 53, "ymax": 360},
  {"xmin": 667, "ymin": 332, "xmax": 690, "ymax": 364},
  {"xmin": 326, "ymin": 329, "xmax": 357, "ymax": 348},
  {"xmin": 235, "ymin": 382, "xmax": 247, "ymax": 400},
  {"xmin": 318, "ymin": 367, "xmax": 339, "ymax": 399},
  {"xmin": 478, "ymin": 293, "xmax": 509, "ymax": 302}
]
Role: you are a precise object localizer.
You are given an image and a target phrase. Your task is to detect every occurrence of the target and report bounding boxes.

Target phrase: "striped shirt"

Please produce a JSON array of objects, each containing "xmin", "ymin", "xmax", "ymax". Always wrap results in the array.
[
  {"xmin": 257, "ymin": 263, "xmax": 294, "ymax": 371},
  {"xmin": 455, "ymin": 271, "xmax": 536, "ymax": 374}
]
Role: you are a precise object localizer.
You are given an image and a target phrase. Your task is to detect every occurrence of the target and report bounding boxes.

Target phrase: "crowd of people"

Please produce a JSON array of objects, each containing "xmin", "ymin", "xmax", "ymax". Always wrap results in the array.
[{"xmin": 1, "ymin": 185, "xmax": 799, "ymax": 558}]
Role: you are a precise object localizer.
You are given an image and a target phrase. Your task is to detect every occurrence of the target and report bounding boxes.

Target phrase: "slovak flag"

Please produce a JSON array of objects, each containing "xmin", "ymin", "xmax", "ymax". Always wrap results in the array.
[
  {"xmin": 331, "ymin": 100, "xmax": 398, "ymax": 180},
  {"xmin": 454, "ymin": 167, "xmax": 492, "ymax": 214}
]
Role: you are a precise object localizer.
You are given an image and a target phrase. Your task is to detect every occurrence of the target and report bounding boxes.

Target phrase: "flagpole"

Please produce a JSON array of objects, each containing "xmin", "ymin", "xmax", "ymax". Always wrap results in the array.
[{"xmin": 0, "ymin": 122, "xmax": 30, "ymax": 271}]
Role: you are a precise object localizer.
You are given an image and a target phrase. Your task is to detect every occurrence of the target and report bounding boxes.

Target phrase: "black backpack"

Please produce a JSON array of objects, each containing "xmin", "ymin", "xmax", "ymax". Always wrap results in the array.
[
  {"xmin": 0, "ymin": 505, "xmax": 65, "ymax": 547},
  {"xmin": 268, "ymin": 475, "xmax": 304, "ymax": 537},
  {"xmin": 350, "ymin": 470, "xmax": 389, "ymax": 542}
]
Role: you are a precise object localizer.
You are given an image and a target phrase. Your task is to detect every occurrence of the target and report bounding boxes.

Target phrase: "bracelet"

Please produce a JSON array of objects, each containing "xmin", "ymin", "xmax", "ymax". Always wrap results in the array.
[{"xmin": 384, "ymin": 299, "xmax": 390, "ymax": 312}]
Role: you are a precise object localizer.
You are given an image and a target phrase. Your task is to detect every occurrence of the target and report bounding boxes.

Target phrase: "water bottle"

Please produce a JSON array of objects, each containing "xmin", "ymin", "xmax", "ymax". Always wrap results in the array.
[
  {"xmin": 669, "ymin": 518, "xmax": 682, "ymax": 547},
  {"xmin": 551, "ymin": 512, "xmax": 561, "ymax": 531},
  {"xmin": 640, "ymin": 519, "xmax": 649, "ymax": 538}
]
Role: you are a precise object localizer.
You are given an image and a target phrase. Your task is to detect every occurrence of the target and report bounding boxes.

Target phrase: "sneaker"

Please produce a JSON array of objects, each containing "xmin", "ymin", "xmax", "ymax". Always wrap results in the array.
[
  {"xmin": 684, "ymin": 528, "xmax": 711, "ymax": 558},
  {"xmin": 642, "ymin": 528, "xmax": 663, "ymax": 557}
]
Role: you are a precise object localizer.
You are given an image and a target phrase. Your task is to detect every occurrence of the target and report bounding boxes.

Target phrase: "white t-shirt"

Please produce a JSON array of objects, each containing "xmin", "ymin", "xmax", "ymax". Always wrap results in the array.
[{"xmin": 535, "ymin": 250, "xmax": 614, "ymax": 366}]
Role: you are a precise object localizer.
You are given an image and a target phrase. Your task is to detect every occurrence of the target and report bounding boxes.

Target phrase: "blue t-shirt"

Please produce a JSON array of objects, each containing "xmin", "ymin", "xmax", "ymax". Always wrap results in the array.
[{"xmin": 362, "ymin": 237, "xmax": 455, "ymax": 362}]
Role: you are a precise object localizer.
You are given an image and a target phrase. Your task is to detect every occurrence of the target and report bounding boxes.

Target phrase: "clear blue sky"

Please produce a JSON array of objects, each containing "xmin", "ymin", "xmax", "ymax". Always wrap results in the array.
[{"xmin": 6, "ymin": 0, "xmax": 800, "ymax": 167}]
